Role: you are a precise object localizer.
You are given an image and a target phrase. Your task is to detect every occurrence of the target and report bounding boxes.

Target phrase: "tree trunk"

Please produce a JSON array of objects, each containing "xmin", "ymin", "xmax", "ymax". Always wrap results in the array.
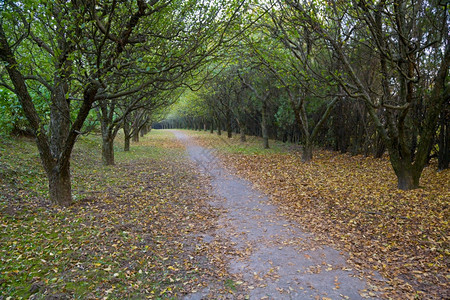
[
  {"xmin": 132, "ymin": 130, "xmax": 139, "ymax": 142},
  {"xmin": 140, "ymin": 126, "xmax": 146, "ymax": 137},
  {"xmin": 374, "ymin": 134, "xmax": 386, "ymax": 158},
  {"xmin": 302, "ymin": 141, "xmax": 313, "ymax": 162},
  {"xmin": 123, "ymin": 118, "xmax": 131, "ymax": 151},
  {"xmin": 102, "ymin": 138, "xmax": 115, "ymax": 165},
  {"xmin": 226, "ymin": 112, "xmax": 232, "ymax": 138},
  {"xmin": 392, "ymin": 162, "xmax": 420, "ymax": 190},
  {"xmin": 217, "ymin": 120, "xmax": 222, "ymax": 136},
  {"xmin": 261, "ymin": 100, "xmax": 269, "ymax": 149},
  {"xmin": 236, "ymin": 118, "xmax": 246, "ymax": 142},
  {"xmin": 48, "ymin": 164, "xmax": 72, "ymax": 207},
  {"xmin": 50, "ymin": 84, "xmax": 70, "ymax": 158},
  {"xmin": 124, "ymin": 135, "xmax": 130, "ymax": 152},
  {"xmin": 438, "ymin": 111, "xmax": 449, "ymax": 170},
  {"xmin": 240, "ymin": 127, "xmax": 246, "ymax": 142}
]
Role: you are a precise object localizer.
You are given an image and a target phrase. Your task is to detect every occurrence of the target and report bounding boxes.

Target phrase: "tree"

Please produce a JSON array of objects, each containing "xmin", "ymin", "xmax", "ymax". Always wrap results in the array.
[
  {"xmin": 245, "ymin": 3, "xmax": 340, "ymax": 161},
  {"xmin": 286, "ymin": 0, "xmax": 449, "ymax": 189},
  {"xmin": 0, "ymin": 0, "xmax": 247, "ymax": 205},
  {"xmin": 0, "ymin": 1, "xmax": 102, "ymax": 206},
  {"xmin": 238, "ymin": 67, "xmax": 274, "ymax": 149}
]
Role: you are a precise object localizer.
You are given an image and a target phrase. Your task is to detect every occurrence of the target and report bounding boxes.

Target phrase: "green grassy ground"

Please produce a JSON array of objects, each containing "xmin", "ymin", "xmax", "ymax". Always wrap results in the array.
[
  {"xmin": 0, "ymin": 130, "xmax": 236, "ymax": 299},
  {"xmin": 184, "ymin": 129, "xmax": 291, "ymax": 155}
]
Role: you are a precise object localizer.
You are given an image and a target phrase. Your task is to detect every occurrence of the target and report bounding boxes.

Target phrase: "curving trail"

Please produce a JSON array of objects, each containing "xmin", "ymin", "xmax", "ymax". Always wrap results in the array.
[{"xmin": 174, "ymin": 131, "xmax": 380, "ymax": 299}]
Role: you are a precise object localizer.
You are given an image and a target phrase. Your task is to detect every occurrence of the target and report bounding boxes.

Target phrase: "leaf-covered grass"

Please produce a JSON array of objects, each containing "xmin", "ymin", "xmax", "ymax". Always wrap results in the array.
[
  {"xmin": 190, "ymin": 130, "xmax": 450, "ymax": 299},
  {"xmin": 184, "ymin": 130, "xmax": 290, "ymax": 155},
  {"xmin": 0, "ymin": 130, "xmax": 237, "ymax": 299}
]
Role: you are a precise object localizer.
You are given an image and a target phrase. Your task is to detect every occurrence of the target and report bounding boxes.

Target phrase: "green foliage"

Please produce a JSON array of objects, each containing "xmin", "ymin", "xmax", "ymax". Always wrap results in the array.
[
  {"xmin": 274, "ymin": 99, "xmax": 295, "ymax": 128},
  {"xmin": 0, "ymin": 89, "xmax": 24, "ymax": 135},
  {"xmin": 0, "ymin": 87, "xmax": 50, "ymax": 136}
]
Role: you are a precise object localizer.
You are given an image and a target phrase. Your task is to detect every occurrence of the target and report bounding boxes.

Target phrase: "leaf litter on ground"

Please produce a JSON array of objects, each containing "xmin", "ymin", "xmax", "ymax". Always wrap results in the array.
[
  {"xmin": 0, "ymin": 131, "xmax": 243, "ymax": 299},
  {"xmin": 187, "ymin": 130, "xmax": 449, "ymax": 299}
]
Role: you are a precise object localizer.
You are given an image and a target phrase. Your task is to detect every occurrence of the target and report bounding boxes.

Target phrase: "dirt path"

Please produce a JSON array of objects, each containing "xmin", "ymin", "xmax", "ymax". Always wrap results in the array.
[{"xmin": 174, "ymin": 131, "xmax": 380, "ymax": 299}]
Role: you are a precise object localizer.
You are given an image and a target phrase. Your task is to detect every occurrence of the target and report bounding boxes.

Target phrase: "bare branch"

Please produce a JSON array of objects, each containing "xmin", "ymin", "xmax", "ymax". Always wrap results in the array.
[{"xmin": 24, "ymin": 75, "xmax": 54, "ymax": 92}]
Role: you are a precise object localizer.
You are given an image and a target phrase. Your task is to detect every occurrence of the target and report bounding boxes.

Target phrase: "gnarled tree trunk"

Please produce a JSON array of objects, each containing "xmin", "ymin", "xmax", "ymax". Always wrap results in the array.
[
  {"xmin": 302, "ymin": 141, "xmax": 313, "ymax": 162},
  {"xmin": 391, "ymin": 159, "xmax": 420, "ymax": 190},
  {"xmin": 48, "ymin": 164, "xmax": 72, "ymax": 207}
]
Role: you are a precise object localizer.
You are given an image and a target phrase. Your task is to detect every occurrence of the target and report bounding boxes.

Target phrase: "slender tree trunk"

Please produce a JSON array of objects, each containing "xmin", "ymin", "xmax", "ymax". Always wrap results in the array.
[
  {"xmin": 261, "ymin": 99, "xmax": 269, "ymax": 149},
  {"xmin": 226, "ymin": 111, "xmax": 232, "ymax": 138},
  {"xmin": 236, "ymin": 119, "xmax": 246, "ymax": 142},
  {"xmin": 217, "ymin": 119, "xmax": 222, "ymax": 136},
  {"xmin": 123, "ymin": 118, "xmax": 131, "ymax": 151},
  {"xmin": 374, "ymin": 133, "xmax": 386, "ymax": 158},
  {"xmin": 438, "ymin": 111, "xmax": 449, "ymax": 170},
  {"xmin": 102, "ymin": 137, "xmax": 115, "ymax": 165},
  {"xmin": 132, "ymin": 130, "xmax": 139, "ymax": 142},
  {"xmin": 124, "ymin": 134, "xmax": 131, "ymax": 152},
  {"xmin": 240, "ymin": 127, "xmax": 246, "ymax": 142},
  {"xmin": 140, "ymin": 126, "xmax": 146, "ymax": 137},
  {"xmin": 124, "ymin": 135, "xmax": 130, "ymax": 152}
]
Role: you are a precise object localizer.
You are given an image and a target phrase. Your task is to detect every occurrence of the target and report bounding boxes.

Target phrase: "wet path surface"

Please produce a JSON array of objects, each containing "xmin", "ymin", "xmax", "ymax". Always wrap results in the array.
[{"xmin": 174, "ymin": 131, "xmax": 378, "ymax": 299}]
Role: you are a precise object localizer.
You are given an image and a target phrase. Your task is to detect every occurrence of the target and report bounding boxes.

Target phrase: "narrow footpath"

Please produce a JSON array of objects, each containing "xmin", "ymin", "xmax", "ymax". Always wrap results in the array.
[{"xmin": 174, "ymin": 131, "xmax": 380, "ymax": 299}]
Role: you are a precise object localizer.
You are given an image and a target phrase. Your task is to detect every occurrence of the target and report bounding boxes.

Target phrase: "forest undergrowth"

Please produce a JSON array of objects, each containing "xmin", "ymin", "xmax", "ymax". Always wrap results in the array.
[{"xmin": 189, "ymin": 130, "xmax": 449, "ymax": 299}]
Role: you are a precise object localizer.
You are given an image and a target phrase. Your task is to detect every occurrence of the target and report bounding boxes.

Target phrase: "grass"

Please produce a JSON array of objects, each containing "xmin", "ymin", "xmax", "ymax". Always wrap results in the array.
[
  {"xmin": 0, "ymin": 130, "xmax": 237, "ymax": 299},
  {"xmin": 114, "ymin": 130, "xmax": 186, "ymax": 162},
  {"xmin": 182, "ymin": 129, "xmax": 291, "ymax": 155}
]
